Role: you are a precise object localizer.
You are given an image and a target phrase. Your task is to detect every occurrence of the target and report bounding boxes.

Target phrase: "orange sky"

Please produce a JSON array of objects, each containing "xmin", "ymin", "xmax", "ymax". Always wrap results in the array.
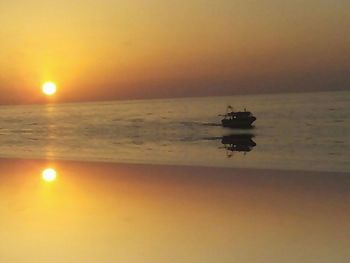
[{"xmin": 0, "ymin": 0, "xmax": 349, "ymax": 104}]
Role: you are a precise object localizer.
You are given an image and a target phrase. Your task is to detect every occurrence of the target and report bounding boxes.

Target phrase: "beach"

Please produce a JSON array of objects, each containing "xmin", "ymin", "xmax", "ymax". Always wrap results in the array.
[{"xmin": 0, "ymin": 158, "xmax": 349, "ymax": 262}]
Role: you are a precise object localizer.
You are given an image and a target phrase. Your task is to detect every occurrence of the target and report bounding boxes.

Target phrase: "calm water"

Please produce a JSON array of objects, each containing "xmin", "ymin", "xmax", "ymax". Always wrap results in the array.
[
  {"xmin": 1, "ymin": 91, "xmax": 350, "ymax": 263},
  {"xmin": 0, "ymin": 90, "xmax": 349, "ymax": 172}
]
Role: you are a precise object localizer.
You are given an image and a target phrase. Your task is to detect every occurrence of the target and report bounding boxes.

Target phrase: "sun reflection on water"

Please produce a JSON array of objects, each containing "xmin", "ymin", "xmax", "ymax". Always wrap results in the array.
[{"xmin": 42, "ymin": 168, "xmax": 57, "ymax": 182}]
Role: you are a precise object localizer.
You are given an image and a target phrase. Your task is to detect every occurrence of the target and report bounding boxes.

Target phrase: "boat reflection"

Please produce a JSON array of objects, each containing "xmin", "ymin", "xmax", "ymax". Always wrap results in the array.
[{"xmin": 221, "ymin": 134, "xmax": 256, "ymax": 157}]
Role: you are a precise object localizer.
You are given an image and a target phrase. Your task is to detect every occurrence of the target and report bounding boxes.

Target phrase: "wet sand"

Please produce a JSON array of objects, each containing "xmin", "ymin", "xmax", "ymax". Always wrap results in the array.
[{"xmin": 0, "ymin": 158, "xmax": 349, "ymax": 263}]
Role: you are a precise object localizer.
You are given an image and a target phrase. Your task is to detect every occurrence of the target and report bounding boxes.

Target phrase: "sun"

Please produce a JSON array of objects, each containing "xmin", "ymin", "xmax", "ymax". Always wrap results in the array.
[
  {"xmin": 42, "ymin": 82, "xmax": 57, "ymax": 96},
  {"xmin": 42, "ymin": 168, "xmax": 57, "ymax": 182}
]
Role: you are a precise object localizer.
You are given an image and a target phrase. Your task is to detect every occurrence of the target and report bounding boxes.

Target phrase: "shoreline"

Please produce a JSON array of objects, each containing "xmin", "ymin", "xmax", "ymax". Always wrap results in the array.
[{"xmin": 0, "ymin": 156, "xmax": 349, "ymax": 176}]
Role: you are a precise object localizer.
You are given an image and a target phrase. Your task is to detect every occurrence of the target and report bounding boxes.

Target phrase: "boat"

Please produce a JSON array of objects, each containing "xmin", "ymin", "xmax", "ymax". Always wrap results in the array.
[{"xmin": 220, "ymin": 106, "xmax": 256, "ymax": 128}]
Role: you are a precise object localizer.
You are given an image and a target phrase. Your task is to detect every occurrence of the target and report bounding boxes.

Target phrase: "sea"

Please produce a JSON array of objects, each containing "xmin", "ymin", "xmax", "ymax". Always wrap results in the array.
[
  {"xmin": 1, "ymin": 90, "xmax": 350, "ymax": 263},
  {"xmin": 0, "ymin": 90, "xmax": 349, "ymax": 172}
]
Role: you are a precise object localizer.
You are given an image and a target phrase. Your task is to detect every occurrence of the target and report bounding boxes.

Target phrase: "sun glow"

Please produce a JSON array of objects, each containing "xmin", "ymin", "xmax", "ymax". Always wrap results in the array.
[
  {"xmin": 42, "ymin": 168, "xmax": 57, "ymax": 182},
  {"xmin": 42, "ymin": 82, "xmax": 57, "ymax": 96}
]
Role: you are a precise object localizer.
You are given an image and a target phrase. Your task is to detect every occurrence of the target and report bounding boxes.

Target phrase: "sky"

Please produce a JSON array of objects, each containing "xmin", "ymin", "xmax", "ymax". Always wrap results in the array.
[{"xmin": 0, "ymin": 0, "xmax": 349, "ymax": 104}]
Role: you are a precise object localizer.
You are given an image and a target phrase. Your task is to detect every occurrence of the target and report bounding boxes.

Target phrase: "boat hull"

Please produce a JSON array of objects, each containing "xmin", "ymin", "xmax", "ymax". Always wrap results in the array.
[{"xmin": 221, "ymin": 117, "xmax": 256, "ymax": 128}]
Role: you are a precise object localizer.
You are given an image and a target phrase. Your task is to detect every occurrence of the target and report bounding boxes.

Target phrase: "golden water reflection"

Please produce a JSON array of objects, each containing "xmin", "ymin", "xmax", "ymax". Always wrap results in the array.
[{"xmin": 0, "ymin": 159, "xmax": 349, "ymax": 263}]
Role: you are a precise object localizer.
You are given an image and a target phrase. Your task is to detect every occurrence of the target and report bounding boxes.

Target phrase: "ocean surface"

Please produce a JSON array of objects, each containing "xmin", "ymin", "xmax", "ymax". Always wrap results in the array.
[
  {"xmin": 1, "ymin": 91, "xmax": 350, "ymax": 263},
  {"xmin": 0, "ymin": 90, "xmax": 349, "ymax": 172}
]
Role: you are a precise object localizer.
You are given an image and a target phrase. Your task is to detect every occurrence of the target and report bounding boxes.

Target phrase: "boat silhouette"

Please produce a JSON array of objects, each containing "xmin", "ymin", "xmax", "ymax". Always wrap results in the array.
[{"xmin": 220, "ymin": 106, "xmax": 256, "ymax": 128}]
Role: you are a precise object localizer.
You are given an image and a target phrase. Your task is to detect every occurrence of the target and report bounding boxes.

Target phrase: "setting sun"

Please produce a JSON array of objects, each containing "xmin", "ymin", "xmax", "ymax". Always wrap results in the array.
[
  {"xmin": 42, "ymin": 82, "xmax": 57, "ymax": 96},
  {"xmin": 42, "ymin": 168, "xmax": 57, "ymax": 182}
]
